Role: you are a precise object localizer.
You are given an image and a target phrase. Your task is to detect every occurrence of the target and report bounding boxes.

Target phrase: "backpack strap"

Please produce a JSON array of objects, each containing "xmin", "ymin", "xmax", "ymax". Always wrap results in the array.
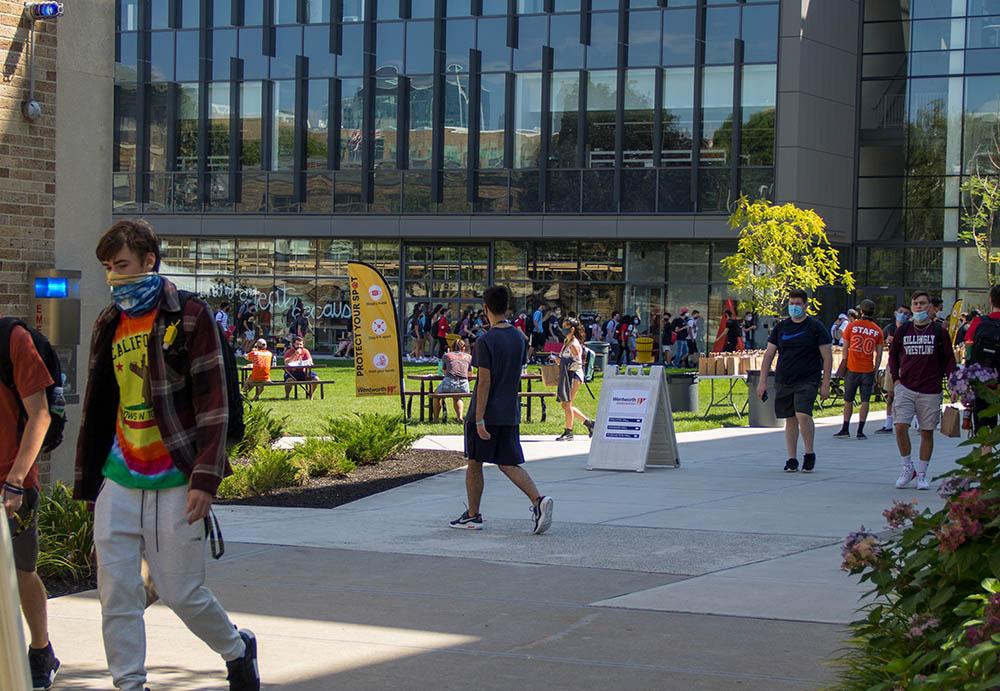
[{"xmin": 0, "ymin": 317, "xmax": 30, "ymax": 391}]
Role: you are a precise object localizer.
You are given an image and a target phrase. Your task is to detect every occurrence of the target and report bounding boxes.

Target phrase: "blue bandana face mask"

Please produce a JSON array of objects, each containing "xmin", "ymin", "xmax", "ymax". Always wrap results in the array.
[{"xmin": 108, "ymin": 272, "xmax": 162, "ymax": 316}]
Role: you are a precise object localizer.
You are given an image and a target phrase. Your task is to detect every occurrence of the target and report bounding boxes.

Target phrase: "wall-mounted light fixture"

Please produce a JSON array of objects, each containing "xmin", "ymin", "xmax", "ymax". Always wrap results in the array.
[{"xmin": 20, "ymin": 2, "xmax": 64, "ymax": 123}]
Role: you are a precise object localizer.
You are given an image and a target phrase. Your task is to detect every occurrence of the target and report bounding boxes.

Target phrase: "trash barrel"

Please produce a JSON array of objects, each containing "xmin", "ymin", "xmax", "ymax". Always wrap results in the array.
[
  {"xmin": 585, "ymin": 341, "xmax": 609, "ymax": 373},
  {"xmin": 635, "ymin": 337, "xmax": 654, "ymax": 364},
  {"xmin": 666, "ymin": 372, "xmax": 699, "ymax": 413},
  {"xmin": 746, "ymin": 370, "xmax": 780, "ymax": 428}
]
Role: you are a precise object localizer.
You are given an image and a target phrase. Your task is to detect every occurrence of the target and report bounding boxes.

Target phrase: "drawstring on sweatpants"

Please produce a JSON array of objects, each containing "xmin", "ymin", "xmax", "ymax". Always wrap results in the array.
[
  {"xmin": 139, "ymin": 490, "xmax": 145, "ymax": 530},
  {"xmin": 154, "ymin": 490, "xmax": 160, "ymax": 553},
  {"xmin": 204, "ymin": 510, "xmax": 225, "ymax": 560}
]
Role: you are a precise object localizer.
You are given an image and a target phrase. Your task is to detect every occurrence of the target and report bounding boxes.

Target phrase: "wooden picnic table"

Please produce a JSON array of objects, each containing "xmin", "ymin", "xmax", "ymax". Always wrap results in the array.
[
  {"xmin": 405, "ymin": 372, "xmax": 542, "ymax": 423},
  {"xmin": 238, "ymin": 363, "xmax": 314, "ymax": 384}
]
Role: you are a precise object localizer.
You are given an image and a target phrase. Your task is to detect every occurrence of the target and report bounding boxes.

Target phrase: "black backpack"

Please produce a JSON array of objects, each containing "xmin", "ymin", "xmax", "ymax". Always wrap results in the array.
[
  {"xmin": 971, "ymin": 316, "xmax": 1000, "ymax": 371},
  {"xmin": 0, "ymin": 318, "xmax": 67, "ymax": 453},
  {"xmin": 178, "ymin": 293, "xmax": 245, "ymax": 446}
]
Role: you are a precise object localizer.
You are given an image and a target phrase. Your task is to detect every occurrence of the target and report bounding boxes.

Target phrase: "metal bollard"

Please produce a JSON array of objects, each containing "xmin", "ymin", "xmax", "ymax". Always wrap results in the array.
[{"xmin": 0, "ymin": 513, "xmax": 32, "ymax": 689}]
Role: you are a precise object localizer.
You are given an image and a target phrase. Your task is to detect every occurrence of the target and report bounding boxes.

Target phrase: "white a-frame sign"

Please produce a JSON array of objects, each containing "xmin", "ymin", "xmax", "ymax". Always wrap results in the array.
[{"xmin": 586, "ymin": 365, "xmax": 680, "ymax": 472}]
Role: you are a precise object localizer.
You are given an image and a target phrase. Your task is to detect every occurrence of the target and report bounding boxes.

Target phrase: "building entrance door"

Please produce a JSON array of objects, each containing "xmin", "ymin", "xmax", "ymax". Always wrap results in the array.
[{"xmin": 860, "ymin": 287, "xmax": 906, "ymax": 328}]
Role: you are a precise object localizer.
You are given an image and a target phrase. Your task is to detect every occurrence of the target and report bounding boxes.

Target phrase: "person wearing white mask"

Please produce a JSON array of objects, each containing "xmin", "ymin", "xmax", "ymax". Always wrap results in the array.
[
  {"xmin": 757, "ymin": 289, "xmax": 833, "ymax": 473},
  {"xmin": 888, "ymin": 291, "xmax": 957, "ymax": 491}
]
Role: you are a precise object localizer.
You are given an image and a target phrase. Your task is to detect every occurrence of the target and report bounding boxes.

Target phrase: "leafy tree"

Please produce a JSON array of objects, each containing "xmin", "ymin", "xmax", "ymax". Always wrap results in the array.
[
  {"xmin": 721, "ymin": 196, "xmax": 855, "ymax": 317},
  {"xmin": 960, "ymin": 119, "xmax": 1000, "ymax": 287}
]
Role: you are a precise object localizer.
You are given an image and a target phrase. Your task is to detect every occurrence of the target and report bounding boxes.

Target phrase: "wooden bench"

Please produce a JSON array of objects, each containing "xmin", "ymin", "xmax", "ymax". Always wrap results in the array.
[
  {"xmin": 244, "ymin": 379, "xmax": 335, "ymax": 400},
  {"xmin": 420, "ymin": 390, "xmax": 556, "ymax": 423}
]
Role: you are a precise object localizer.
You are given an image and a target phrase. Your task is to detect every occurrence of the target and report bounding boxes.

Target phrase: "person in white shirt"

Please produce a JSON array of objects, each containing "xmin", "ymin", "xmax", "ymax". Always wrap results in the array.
[
  {"xmin": 214, "ymin": 301, "xmax": 230, "ymax": 332},
  {"xmin": 686, "ymin": 310, "xmax": 701, "ymax": 359}
]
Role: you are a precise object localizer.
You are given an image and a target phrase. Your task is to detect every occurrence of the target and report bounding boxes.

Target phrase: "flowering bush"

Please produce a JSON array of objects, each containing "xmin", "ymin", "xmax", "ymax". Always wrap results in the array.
[
  {"xmin": 835, "ymin": 386, "xmax": 1000, "ymax": 689},
  {"xmin": 948, "ymin": 363, "xmax": 997, "ymax": 408}
]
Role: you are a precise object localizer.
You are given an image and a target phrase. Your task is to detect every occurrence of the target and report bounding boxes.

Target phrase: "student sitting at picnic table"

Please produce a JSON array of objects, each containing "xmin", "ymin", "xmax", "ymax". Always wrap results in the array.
[
  {"xmin": 283, "ymin": 336, "xmax": 319, "ymax": 400},
  {"xmin": 243, "ymin": 338, "xmax": 273, "ymax": 400},
  {"xmin": 433, "ymin": 338, "xmax": 473, "ymax": 422}
]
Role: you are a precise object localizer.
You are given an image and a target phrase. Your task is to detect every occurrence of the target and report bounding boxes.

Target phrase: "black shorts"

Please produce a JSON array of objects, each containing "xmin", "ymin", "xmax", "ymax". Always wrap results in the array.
[
  {"xmin": 843, "ymin": 371, "xmax": 876, "ymax": 403},
  {"xmin": 775, "ymin": 380, "xmax": 819, "ymax": 418},
  {"xmin": 8, "ymin": 487, "xmax": 39, "ymax": 572},
  {"xmin": 464, "ymin": 423, "xmax": 525, "ymax": 466},
  {"xmin": 284, "ymin": 369, "xmax": 319, "ymax": 382},
  {"xmin": 531, "ymin": 332, "xmax": 546, "ymax": 351}
]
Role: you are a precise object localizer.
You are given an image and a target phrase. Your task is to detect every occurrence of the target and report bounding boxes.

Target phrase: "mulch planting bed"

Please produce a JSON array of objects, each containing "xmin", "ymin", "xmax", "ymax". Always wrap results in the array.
[{"xmin": 218, "ymin": 448, "xmax": 466, "ymax": 509}]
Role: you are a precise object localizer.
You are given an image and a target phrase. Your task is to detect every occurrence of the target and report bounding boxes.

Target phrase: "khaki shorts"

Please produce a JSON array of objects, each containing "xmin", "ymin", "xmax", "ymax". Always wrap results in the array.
[
  {"xmin": 893, "ymin": 383, "xmax": 942, "ymax": 431},
  {"xmin": 884, "ymin": 374, "xmax": 895, "ymax": 396}
]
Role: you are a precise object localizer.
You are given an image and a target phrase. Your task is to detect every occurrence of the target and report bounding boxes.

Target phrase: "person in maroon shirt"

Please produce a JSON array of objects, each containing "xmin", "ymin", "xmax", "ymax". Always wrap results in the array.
[
  {"xmin": 0, "ymin": 321, "xmax": 58, "ymax": 688},
  {"xmin": 888, "ymin": 290, "xmax": 957, "ymax": 491}
]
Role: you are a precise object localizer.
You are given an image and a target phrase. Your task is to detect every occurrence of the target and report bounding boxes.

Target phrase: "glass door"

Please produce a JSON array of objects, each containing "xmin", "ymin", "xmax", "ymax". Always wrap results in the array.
[{"xmin": 859, "ymin": 287, "xmax": 906, "ymax": 331}]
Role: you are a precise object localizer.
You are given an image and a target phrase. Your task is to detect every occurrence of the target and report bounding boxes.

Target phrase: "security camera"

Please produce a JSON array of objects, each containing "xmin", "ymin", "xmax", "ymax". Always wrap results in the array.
[
  {"xmin": 21, "ymin": 99, "xmax": 42, "ymax": 122},
  {"xmin": 24, "ymin": 2, "xmax": 64, "ymax": 20}
]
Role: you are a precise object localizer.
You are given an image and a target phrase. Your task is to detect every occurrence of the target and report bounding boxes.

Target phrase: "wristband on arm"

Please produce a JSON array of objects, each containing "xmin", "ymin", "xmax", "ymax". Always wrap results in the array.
[
  {"xmin": 476, "ymin": 420, "xmax": 486, "ymax": 427},
  {"xmin": 2, "ymin": 481, "xmax": 25, "ymax": 496}
]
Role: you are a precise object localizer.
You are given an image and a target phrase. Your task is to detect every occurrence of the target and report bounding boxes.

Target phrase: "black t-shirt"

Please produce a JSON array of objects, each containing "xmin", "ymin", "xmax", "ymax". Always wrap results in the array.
[
  {"xmin": 768, "ymin": 317, "xmax": 831, "ymax": 384},
  {"xmin": 470, "ymin": 325, "xmax": 528, "ymax": 426},
  {"xmin": 672, "ymin": 317, "xmax": 688, "ymax": 341},
  {"xmin": 726, "ymin": 319, "xmax": 742, "ymax": 342}
]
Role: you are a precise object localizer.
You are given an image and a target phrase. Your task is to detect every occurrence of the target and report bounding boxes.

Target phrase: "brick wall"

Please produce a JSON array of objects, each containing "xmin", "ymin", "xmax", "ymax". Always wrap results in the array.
[
  {"xmin": 0, "ymin": 0, "xmax": 57, "ymax": 320},
  {"xmin": 1, "ymin": 2, "xmax": 57, "ymax": 482}
]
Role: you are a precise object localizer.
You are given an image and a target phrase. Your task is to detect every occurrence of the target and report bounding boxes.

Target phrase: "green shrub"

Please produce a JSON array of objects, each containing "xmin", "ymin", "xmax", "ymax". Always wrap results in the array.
[
  {"xmin": 324, "ymin": 413, "xmax": 416, "ymax": 466},
  {"xmin": 230, "ymin": 401, "xmax": 288, "ymax": 461},
  {"xmin": 835, "ymin": 395, "xmax": 1000, "ymax": 690},
  {"xmin": 218, "ymin": 446, "xmax": 301, "ymax": 499},
  {"xmin": 292, "ymin": 438, "xmax": 356, "ymax": 479},
  {"xmin": 35, "ymin": 482, "xmax": 95, "ymax": 582}
]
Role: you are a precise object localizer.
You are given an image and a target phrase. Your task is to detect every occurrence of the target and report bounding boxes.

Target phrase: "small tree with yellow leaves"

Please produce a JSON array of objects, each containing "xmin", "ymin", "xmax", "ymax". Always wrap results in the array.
[{"xmin": 721, "ymin": 197, "xmax": 855, "ymax": 317}]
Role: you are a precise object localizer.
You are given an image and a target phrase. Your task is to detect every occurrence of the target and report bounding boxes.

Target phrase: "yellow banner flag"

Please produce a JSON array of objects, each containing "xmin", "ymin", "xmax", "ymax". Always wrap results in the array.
[
  {"xmin": 348, "ymin": 261, "xmax": 403, "ymax": 399},
  {"xmin": 948, "ymin": 299, "xmax": 964, "ymax": 344}
]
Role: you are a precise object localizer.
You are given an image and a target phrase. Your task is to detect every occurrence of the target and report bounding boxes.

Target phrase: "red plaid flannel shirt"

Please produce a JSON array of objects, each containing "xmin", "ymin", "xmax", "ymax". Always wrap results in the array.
[{"xmin": 74, "ymin": 278, "xmax": 231, "ymax": 501}]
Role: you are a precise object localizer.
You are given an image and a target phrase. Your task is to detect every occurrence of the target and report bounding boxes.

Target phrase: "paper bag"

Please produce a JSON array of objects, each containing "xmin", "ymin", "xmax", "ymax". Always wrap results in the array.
[
  {"xmin": 540, "ymin": 363, "xmax": 560, "ymax": 387},
  {"xmin": 941, "ymin": 405, "xmax": 961, "ymax": 438}
]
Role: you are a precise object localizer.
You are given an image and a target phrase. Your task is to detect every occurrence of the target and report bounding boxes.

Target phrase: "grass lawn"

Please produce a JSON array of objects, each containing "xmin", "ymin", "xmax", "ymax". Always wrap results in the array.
[{"xmin": 251, "ymin": 360, "xmax": 885, "ymax": 438}]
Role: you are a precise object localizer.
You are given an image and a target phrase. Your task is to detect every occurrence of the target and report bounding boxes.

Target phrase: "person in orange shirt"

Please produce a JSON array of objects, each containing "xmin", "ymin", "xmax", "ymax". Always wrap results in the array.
[
  {"xmin": 834, "ymin": 299, "xmax": 885, "ymax": 440},
  {"xmin": 243, "ymin": 339, "xmax": 273, "ymax": 401}
]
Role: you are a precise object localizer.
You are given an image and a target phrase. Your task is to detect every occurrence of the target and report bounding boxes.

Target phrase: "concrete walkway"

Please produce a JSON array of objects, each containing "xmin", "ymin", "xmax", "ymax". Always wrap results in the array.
[{"xmin": 45, "ymin": 413, "xmax": 967, "ymax": 690}]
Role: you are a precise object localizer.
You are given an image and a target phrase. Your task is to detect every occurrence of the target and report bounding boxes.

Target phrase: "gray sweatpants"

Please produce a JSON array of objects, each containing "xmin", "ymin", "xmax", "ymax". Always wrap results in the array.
[{"xmin": 95, "ymin": 481, "xmax": 244, "ymax": 691}]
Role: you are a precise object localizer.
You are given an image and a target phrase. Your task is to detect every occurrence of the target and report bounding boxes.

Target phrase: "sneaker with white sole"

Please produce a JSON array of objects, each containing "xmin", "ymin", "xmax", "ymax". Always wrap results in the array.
[
  {"xmin": 28, "ymin": 644, "xmax": 59, "ymax": 691},
  {"xmin": 783, "ymin": 458, "xmax": 799, "ymax": 473},
  {"xmin": 449, "ymin": 511, "xmax": 484, "ymax": 529},
  {"xmin": 226, "ymin": 629, "xmax": 260, "ymax": 691},
  {"xmin": 895, "ymin": 466, "xmax": 916, "ymax": 489},
  {"xmin": 531, "ymin": 496, "xmax": 554, "ymax": 535},
  {"xmin": 916, "ymin": 473, "xmax": 930, "ymax": 491}
]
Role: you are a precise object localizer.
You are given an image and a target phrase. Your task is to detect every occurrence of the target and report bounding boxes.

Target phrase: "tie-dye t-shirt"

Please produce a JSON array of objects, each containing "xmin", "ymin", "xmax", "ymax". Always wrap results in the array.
[{"xmin": 102, "ymin": 310, "xmax": 187, "ymax": 490}]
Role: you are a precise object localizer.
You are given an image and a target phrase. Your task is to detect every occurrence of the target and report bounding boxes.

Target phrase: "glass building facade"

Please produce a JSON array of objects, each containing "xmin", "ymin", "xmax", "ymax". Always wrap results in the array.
[{"xmin": 857, "ymin": 0, "xmax": 1000, "ymax": 315}]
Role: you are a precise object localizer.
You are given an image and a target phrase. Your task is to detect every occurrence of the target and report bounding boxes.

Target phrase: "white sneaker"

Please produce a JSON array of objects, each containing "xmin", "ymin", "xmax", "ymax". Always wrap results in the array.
[
  {"xmin": 916, "ymin": 473, "xmax": 930, "ymax": 491},
  {"xmin": 895, "ymin": 466, "xmax": 916, "ymax": 489}
]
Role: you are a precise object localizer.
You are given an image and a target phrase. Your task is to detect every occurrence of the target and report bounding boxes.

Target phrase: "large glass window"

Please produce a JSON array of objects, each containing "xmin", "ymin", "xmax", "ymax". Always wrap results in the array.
[
  {"xmin": 480, "ymin": 74, "xmax": 507, "ymax": 169},
  {"xmin": 376, "ymin": 22, "xmax": 404, "ymax": 73},
  {"xmin": 409, "ymin": 76, "xmax": 434, "ymax": 169},
  {"xmin": 662, "ymin": 67, "xmax": 694, "ymax": 166},
  {"xmin": 307, "ymin": 80, "xmax": 329, "ymax": 169},
  {"xmin": 623, "ymin": 69, "xmax": 655, "ymax": 167},
  {"xmin": 272, "ymin": 81, "xmax": 296, "ymax": 171},
  {"xmin": 662, "ymin": 8, "xmax": 696, "ymax": 66},
  {"xmin": 700, "ymin": 66, "xmax": 733, "ymax": 166},
  {"xmin": 374, "ymin": 74, "xmax": 399, "ymax": 167},
  {"xmin": 550, "ymin": 72, "xmax": 580, "ymax": 168},
  {"xmin": 628, "ymin": 11, "xmax": 660, "ymax": 67},
  {"xmin": 704, "ymin": 6, "xmax": 738, "ymax": 65},
  {"xmin": 586, "ymin": 70, "xmax": 617, "ymax": 168},
  {"xmin": 176, "ymin": 84, "xmax": 200, "ymax": 171},
  {"xmin": 514, "ymin": 73, "xmax": 543, "ymax": 168},
  {"xmin": 588, "ymin": 13, "xmax": 620, "ymax": 69},
  {"xmin": 550, "ymin": 14, "xmax": 584, "ymax": 70},
  {"xmin": 479, "ymin": 18, "xmax": 511, "ymax": 72},
  {"xmin": 964, "ymin": 74, "xmax": 1000, "ymax": 174},
  {"xmin": 208, "ymin": 83, "xmax": 231, "ymax": 173},
  {"xmin": 740, "ymin": 64, "xmax": 776, "ymax": 166},
  {"xmin": 241, "ymin": 82, "xmax": 264, "ymax": 170},
  {"xmin": 340, "ymin": 78, "xmax": 365, "ymax": 169},
  {"xmin": 443, "ymin": 73, "xmax": 470, "ymax": 167},
  {"xmin": 406, "ymin": 22, "xmax": 435, "ymax": 74},
  {"xmin": 742, "ymin": 4, "xmax": 779, "ymax": 63}
]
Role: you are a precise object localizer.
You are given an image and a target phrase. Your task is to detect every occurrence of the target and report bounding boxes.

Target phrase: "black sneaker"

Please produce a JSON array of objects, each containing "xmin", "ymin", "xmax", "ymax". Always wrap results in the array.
[
  {"xmin": 856, "ymin": 431, "xmax": 868, "ymax": 440},
  {"xmin": 802, "ymin": 453, "xmax": 816, "ymax": 473},
  {"xmin": 555, "ymin": 430, "xmax": 574, "ymax": 441},
  {"xmin": 531, "ymin": 496, "xmax": 554, "ymax": 535},
  {"xmin": 833, "ymin": 429, "xmax": 851, "ymax": 439},
  {"xmin": 783, "ymin": 458, "xmax": 799, "ymax": 473},
  {"xmin": 28, "ymin": 644, "xmax": 60, "ymax": 690},
  {"xmin": 584, "ymin": 419, "xmax": 595, "ymax": 438},
  {"xmin": 226, "ymin": 629, "xmax": 260, "ymax": 691},
  {"xmin": 874, "ymin": 427, "xmax": 894, "ymax": 435},
  {"xmin": 449, "ymin": 510, "xmax": 484, "ymax": 530}
]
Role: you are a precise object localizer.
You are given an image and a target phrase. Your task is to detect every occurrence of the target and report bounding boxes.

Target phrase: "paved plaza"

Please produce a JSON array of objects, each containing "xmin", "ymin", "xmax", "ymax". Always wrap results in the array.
[{"xmin": 45, "ymin": 413, "xmax": 965, "ymax": 690}]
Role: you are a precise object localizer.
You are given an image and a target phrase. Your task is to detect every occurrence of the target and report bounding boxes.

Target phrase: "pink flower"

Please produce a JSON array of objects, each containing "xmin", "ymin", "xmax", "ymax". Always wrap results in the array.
[
  {"xmin": 883, "ymin": 500, "xmax": 919, "ymax": 529},
  {"xmin": 841, "ymin": 527, "xmax": 882, "ymax": 571},
  {"xmin": 906, "ymin": 615, "xmax": 941, "ymax": 640}
]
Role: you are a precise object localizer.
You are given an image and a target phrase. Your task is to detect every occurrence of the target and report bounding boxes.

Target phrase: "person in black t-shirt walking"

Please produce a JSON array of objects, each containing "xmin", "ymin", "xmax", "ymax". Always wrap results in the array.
[
  {"xmin": 757, "ymin": 289, "xmax": 833, "ymax": 473},
  {"xmin": 449, "ymin": 286, "xmax": 555, "ymax": 536}
]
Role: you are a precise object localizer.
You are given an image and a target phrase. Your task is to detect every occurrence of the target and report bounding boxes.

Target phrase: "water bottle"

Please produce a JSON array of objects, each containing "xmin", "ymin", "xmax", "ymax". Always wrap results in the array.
[{"xmin": 51, "ymin": 386, "xmax": 66, "ymax": 417}]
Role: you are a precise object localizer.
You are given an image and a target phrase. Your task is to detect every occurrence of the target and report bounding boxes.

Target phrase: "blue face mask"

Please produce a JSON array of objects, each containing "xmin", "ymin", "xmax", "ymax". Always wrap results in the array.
[
  {"xmin": 912, "ymin": 310, "xmax": 929, "ymax": 323},
  {"xmin": 109, "ymin": 272, "xmax": 163, "ymax": 316},
  {"xmin": 896, "ymin": 312, "xmax": 909, "ymax": 324},
  {"xmin": 788, "ymin": 304, "xmax": 805, "ymax": 319}
]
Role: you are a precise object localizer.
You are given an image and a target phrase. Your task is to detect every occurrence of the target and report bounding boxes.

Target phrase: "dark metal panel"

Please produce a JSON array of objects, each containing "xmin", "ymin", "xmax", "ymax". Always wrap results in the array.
[
  {"xmin": 468, "ymin": 49, "xmax": 482, "ymax": 202},
  {"xmin": 229, "ymin": 57, "xmax": 244, "ymax": 202},
  {"xmin": 690, "ymin": 0, "xmax": 706, "ymax": 207},
  {"xmin": 576, "ymin": 68, "xmax": 586, "ymax": 169},
  {"xmin": 431, "ymin": 0, "xmax": 446, "ymax": 202},
  {"xmin": 330, "ymin": 78, "xmax": 342, "ymax": 170},
  {"xmin": 730, "ymin": 37, "xmax": 744, "ymax": 205},
  {"xmin": 295, "ymin": 55, "xmax": 309, "ymax": 202},
  {"xmin": 503, "ymin": 72, "xmax": 515, "ymax": 169},
  {"xmin": 539, "ymin": 46, "xmax": 553, "ymax": 208},
  {"xmin": 398, "ymin": 76, "xmax": 410, "ymax": 169}
]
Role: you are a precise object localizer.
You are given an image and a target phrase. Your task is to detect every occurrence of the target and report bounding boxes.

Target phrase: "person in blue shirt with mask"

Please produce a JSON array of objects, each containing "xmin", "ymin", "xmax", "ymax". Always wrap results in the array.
[{"xmin": 756, "ymin": 289, "xmax": 833, "ymax": 473}]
